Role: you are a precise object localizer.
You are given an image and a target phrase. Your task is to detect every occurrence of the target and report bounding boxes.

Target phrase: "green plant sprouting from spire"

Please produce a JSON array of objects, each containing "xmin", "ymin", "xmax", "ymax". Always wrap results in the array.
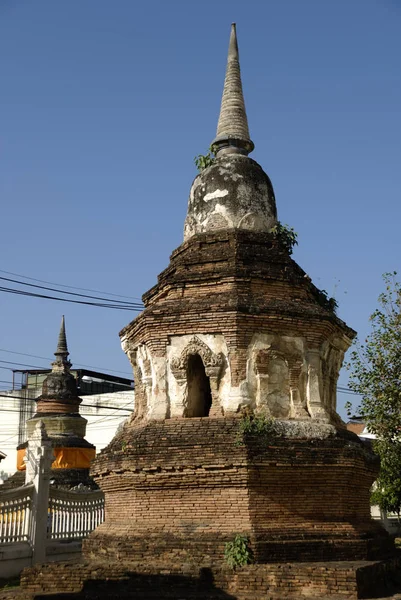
[{"xmin": 194, "ymin": 145, "xmax": 218, "ymax": 172}]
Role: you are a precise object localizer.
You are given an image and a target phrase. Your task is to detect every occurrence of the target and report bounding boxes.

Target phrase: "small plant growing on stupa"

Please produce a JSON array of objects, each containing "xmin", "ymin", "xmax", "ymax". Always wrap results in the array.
[
  {"xmin": 236, "ymin": 413, "xmax": 276, "ymax": 446},
  {"xmin": 271, "ymin": 222, "xmax": 298, "ymax": 255},
  {"xmin": 316, "ymin": 288, "xmax": 339, "ymax": 314},
  {"xmin": 194, "ymin": 144, "xmax": 218, "ymax": 171},
  {"xmin": 224, "ymin": 534, "xmax": 253, "ymax": 569}
]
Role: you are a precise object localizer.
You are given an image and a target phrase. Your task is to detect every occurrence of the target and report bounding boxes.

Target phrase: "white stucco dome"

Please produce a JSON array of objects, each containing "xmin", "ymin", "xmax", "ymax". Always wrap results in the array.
[{"xmin": 184, "ymin": 154, "xmax": 277, "ymax": 241}]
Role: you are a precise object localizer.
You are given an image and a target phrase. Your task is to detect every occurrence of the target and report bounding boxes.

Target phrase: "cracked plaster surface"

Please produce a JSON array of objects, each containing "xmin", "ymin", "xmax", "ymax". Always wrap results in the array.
[{"xmin": 184, "ymin": 154, "xmax": 277, "ymax": 240}]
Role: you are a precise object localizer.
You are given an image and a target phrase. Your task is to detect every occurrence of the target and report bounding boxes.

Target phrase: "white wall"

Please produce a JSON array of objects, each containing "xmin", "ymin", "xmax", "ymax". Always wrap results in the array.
[
  {"xmin": 83, "ymin": 390, "xmax": 134, "ymax": 453},
  {"xmin": 0, "ymin": 390, "xmax": 134, "ymax": 476},
  {"xmin": 0, "ymin": 390, "xmax": 33, "ymax": 476}
]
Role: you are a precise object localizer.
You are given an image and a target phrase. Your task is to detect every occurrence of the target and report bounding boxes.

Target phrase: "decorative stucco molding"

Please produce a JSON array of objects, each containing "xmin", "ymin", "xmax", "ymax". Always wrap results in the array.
[{"xmin": 171, "ymin": 336, "xmax": 224, "ymax": 380}]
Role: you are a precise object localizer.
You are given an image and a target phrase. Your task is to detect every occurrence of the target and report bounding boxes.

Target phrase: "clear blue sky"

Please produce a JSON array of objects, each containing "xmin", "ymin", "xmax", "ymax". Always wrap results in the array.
[{"xmin": 0, "ymin": 0, "xmax": 400, "ymax": 418}]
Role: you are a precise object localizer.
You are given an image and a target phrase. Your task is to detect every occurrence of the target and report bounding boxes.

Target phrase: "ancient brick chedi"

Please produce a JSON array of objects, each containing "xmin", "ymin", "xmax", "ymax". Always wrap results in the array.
[
  {"xmin": 85, "ymin": 24, "xmax": 392, "ymax": 574},
  {"xmin": 119, "ymin": 25, "xmax": 351, "ymax": 424}
]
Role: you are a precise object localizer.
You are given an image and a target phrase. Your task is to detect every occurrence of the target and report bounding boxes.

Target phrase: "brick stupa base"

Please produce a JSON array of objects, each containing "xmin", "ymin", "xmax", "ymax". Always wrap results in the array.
[
  {"xmin": 84, "ymin": 418, "xmax": 392, "ymax": 566},
  {"xmin": 18, "ymin": 419, "xmax": 401, "ymax": 599}
]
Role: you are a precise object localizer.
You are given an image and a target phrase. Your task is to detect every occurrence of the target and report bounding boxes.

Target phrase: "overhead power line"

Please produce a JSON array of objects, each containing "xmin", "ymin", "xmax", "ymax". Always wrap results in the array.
[
  {"xmin": 0, "ymin": 269, "xmax": 142, "ymax": 301},
  {"xmin": 0, "ymin": 348, "xmax": 132, "ymax": 377},
  {"xmin": 337, "ymin": 386, "xmax": 361, "ymax": 397},
  {"xmin": 0, "ymin": 359, "xmax": 45, "ymax": 370},
  {"xmin": 0, "ymin": 392, "xmax": 133, "ymax": 413},
  {"xmin": 0, "ymin": 406, "xmax": 132, "ymax": 418},
  {"xmin": 0, "ymin": 285, "xmax": 142, "ymax": 311},
  {"xmin": 0, "ymin": 276, "xmax": 143, "ymax": 308}
]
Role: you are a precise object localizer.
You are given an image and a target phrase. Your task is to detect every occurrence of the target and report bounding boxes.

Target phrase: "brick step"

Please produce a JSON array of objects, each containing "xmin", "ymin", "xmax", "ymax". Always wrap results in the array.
[
  {"xmin": 11, "ymin": 589, "xmax": 401, "ymax": 600},
  {"xmin": 33, "ymin": 591, "xmax": 237, "ymax": 600},
  {"xmin": 22, "ymin": 556, "xmax": 401, "ymax": 600},
  {"xmin": 28, "ymin": 593, "xmax": 371, "ymax": 600}
]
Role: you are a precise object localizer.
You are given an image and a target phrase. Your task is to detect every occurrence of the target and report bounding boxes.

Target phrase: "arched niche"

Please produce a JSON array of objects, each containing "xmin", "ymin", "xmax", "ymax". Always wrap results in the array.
[
  {"xmin": 171, "ymin": 336, "xmax": 224, "ymax": 417},
  {"xmin": 186, "ymin": 354, "xmax": 212, "ymax": 417}
]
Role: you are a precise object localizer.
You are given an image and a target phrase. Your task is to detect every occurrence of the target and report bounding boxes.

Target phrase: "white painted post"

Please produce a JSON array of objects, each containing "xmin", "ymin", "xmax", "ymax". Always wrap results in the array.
[
  {"xmin": 380, "ymin": 507, "xmax": 391, "ymax": 533},
  {"xmin": 24, "ymin": 421, "xmax": 54, "ymax": 564}
]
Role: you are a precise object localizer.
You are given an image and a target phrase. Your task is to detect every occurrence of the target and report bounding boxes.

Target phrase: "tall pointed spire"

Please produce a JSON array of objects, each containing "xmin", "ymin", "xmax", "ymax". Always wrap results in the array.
[
  {"xmin": 53, "ymin": 315, "xmax": 71, "ymax": 370},
  {"xmin": 212, "ymin": 23, "xmax": 254, "ymax": 156}
]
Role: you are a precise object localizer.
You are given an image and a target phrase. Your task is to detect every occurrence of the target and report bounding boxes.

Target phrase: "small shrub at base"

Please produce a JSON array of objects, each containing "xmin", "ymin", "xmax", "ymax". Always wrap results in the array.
[{"xmin": 224, "ymin": 534, "xmax": 253, "ymax": 569}]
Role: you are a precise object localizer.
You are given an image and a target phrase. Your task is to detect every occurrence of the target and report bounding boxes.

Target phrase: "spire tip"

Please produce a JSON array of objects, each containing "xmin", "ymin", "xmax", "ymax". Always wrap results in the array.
[
  {"xmin": 53, "ymin": 316, "xmax": 71, "ymax": 370},
  {"xmin": 212, "ymin": 23, "xmax": 254, "ymax": 156}
]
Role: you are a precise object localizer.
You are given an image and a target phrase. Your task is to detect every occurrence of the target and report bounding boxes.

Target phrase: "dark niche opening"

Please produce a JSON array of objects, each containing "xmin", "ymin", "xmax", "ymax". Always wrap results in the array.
[{"xmin": 186, "ymin": 354, "xmax": 212, "ymax": 417}]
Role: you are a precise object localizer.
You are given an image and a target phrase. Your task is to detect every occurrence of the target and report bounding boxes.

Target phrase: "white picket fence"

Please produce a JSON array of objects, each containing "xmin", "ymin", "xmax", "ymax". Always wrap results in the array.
[
  {"xmin": 48, "ymin": 487, "xmax": 104, "ymax": 541},
  {"xmin": 0, "ymin": 483, "xmax": 34, "ymax": 544},
  {"xmin": 0, "ymin": 422, "xmax": 105, "ymax": 576},
  {"xmin": 0, "ymin": 484, "xmax": 104, "ymax": 546}
]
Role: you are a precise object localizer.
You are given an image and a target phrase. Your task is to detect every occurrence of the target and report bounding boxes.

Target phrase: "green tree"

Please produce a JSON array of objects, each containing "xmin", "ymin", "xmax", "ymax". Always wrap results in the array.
[
  {"xmin": 370, "ymin": 439, "xmax": 401, "ymax": 520},
  {"xmin": 347, "ymin": 272, "xmax": 401, "ymax": 517}
]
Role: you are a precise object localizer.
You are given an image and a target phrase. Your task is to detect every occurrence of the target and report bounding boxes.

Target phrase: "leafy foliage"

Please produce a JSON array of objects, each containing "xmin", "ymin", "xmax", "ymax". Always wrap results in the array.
[
  {"xmin": 316, "ymin": 289, "xmax": 339, "ymax": 314},
  {"xmin": 347, "ymin": 272, "xmax": 401, "ymax": 439},
  {"xmin": 346, "ymin": 272, "xmax": 401, "ymax": 514},
  {"xmin": 224, "ymin": 534, "xmax": 253, "ymax": 569},
  {"xmin": 370, "ymin": 439, "xmax": 401, "ymax": 516},
  {"xmin": 194, "ymin": 145, "xmax": 218, "ymax": 171},
  {"xmin": 236, "ymin": 413, "xmax": 276, "ymax": 446},
  {"xmin": 271, "ymin": 222, "xmax": 298, "ymax": 255}
]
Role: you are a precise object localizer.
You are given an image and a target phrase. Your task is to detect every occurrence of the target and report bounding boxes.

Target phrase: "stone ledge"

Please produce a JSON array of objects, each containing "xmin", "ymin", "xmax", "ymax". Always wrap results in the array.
[{"xmin": 19, "ymin": 554, "xmax": 401, "ymax": 599}]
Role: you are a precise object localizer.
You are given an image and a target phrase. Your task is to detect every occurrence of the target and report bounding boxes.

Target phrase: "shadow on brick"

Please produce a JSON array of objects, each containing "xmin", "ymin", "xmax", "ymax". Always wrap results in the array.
[{"xmin": 32, "ymin": 567, "xmax": 237, "ymax": 600}]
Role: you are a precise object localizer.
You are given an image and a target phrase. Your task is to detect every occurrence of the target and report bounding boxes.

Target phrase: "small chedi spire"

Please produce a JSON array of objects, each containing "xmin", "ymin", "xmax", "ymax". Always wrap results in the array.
[
  {"xmin": 42, "ymin": 316, "xmax": 77, "ymax": 403},
  {"xmin": 212, "ymin": 23, "xmax": 254, "ymax": 156},
  {"xmin": 184, "ymin": 23, "xmax": 276, "ymax": 241},
  {"xmin": 52, "ymin": 315, "xmax": 71, "ymax": 371},
  {"xmin": 18, "ymin": 316, "xmax": 96, "ymax": 485}
]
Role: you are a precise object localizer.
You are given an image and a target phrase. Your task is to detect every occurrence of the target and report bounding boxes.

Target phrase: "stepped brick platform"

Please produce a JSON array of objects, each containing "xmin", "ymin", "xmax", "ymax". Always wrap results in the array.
[
  {"xmin": 17, "ymin": 418, "xmax": 400, "ymax": 599},
  {"xmin": 18, "ymin": 556, "xmax": 401, "ymax": 599}
]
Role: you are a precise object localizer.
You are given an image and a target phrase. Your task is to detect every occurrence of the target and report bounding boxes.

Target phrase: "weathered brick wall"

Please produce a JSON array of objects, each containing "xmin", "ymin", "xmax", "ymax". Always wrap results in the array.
[
  {"xmin": 119, "ymin": 230, "xmax": 354, "ymax": 422},
  {"xmin": 120, "ymin": 230, "xmax": 355, "ymax": 359},
  {"xmin": 84, "ymin": 419, "xmax": 390, "ymax": 566}
]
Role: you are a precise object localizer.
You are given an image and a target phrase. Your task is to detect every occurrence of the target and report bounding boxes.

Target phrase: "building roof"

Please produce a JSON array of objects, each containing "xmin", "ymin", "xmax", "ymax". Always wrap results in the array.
[
  {"xmin": 346, "ymin": 422, "xmax": 366, "ymax": 436},
  {"xmin": 12, "ymin": 368, "xmax": 133, "ymax": 387}
]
